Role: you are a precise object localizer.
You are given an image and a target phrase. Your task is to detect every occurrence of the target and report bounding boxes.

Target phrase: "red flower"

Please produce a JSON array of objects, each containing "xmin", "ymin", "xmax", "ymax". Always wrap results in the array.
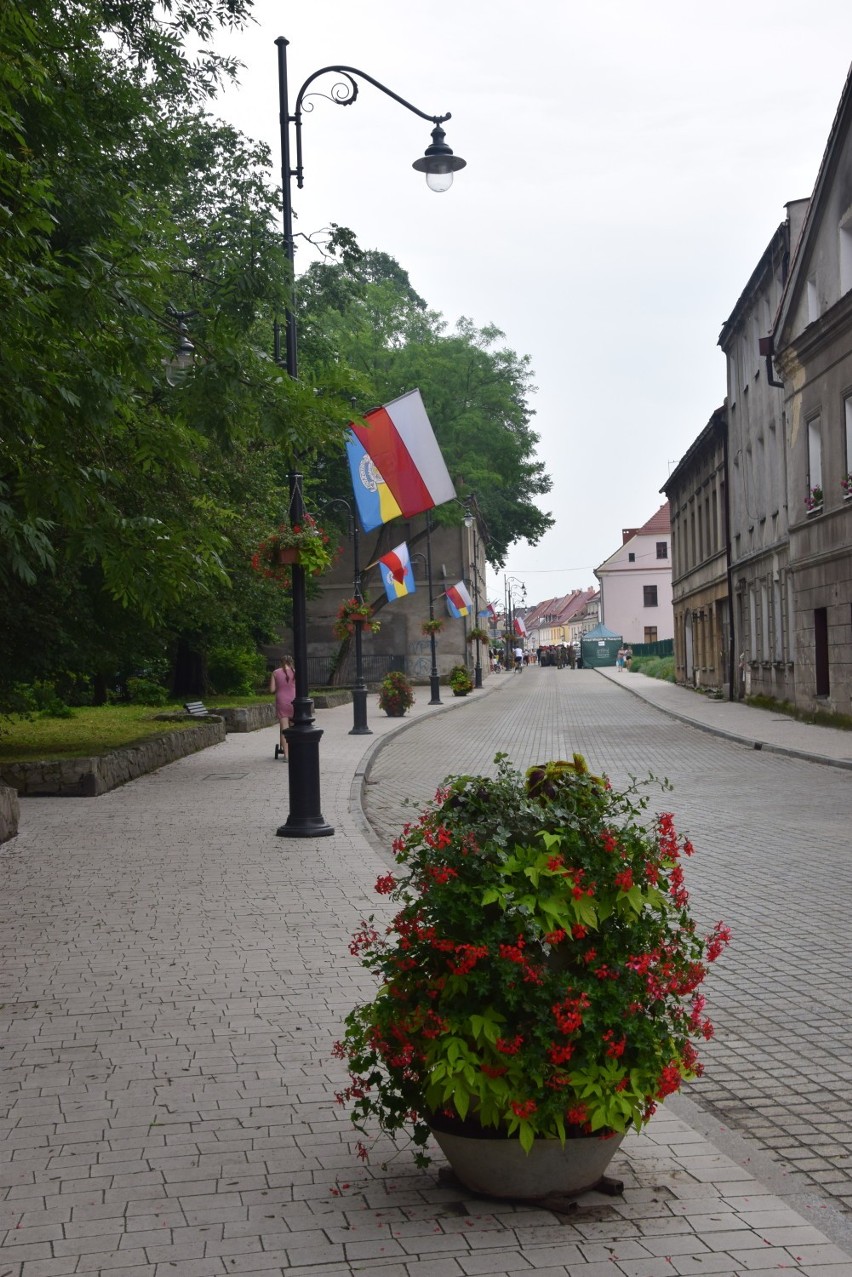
[
  {"xmin": 495, "ymin": 1035, "xmax": 523, "ymax": 1055},
  {"xmin": 706, "ymin": 922, "xmax": 731, "ymax": 962},
  {"xmin": 375, "ymin": 873, "xmax": 396, "ymax": 895},
  {"xmin": 510, "ymin": 1099, "xmax": 537, "ymax": 1119},
  {"xmin": 656, "ymin": 1063, "xmax": 683, "ymax": 1097}
]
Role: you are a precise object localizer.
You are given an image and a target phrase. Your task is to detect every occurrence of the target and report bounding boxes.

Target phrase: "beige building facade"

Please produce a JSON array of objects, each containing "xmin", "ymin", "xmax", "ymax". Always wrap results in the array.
[{"xmin": 662, "ymin": 408, "xmax": 731, "ymax": 693}]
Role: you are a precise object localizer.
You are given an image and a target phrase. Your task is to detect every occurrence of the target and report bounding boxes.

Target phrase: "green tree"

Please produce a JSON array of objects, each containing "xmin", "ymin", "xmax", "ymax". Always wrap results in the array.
[{"xmin": 0, "ymin": 0, "xmax": 351, "ymax": 701}]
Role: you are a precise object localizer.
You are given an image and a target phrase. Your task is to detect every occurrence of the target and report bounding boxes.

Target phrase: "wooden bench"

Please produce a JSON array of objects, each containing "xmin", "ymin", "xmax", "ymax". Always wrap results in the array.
[{"xmin": 183, "ymin": 701, "xmax": 209, "ymax": 717}]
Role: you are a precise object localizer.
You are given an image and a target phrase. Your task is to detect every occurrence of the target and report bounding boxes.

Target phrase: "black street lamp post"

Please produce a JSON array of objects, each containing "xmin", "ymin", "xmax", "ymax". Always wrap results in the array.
[
  {"xmin": 425, "ymin": 512, "xmax": 442, "ymax": 704},
  {"xmin": 325, "ymin": 499, "xmax": 371, "ymax": 736},
  {"xmin": 274, "ymin": 36, "xmax": 464, "ymax": 837},
  {"xmin": 463, "ymin": 505, "xmax": 483, "ymax": 689},
  {"xmin": 504, "ymin": 574, "xmax": 526, "ymax": 670},
  {"xmin": 411, "ymin": 528, "xmax": 442, "ymax": 705}
]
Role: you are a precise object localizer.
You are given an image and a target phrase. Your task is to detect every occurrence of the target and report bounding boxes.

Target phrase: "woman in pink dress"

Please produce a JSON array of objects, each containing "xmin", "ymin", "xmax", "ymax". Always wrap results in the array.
[{"xmin": 269, "ymin": 655, "xmax": 295, "ymax": 760}]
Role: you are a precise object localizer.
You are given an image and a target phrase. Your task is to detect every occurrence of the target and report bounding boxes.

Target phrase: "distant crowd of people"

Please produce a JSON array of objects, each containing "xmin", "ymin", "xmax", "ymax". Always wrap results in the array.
[{"xmin": 488, "ymin": 642, "xmax": 633, "ymax": 673}]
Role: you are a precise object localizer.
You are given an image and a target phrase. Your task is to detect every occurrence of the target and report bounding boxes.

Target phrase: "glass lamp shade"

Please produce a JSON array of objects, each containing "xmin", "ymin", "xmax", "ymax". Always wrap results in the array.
[
  {"xmin": 413, "ymin": 124, "xmax": 466, "ymax": 194},
  {"xmin": 426, "ymin": 168, "xmax": 455, "ymax": 193}
]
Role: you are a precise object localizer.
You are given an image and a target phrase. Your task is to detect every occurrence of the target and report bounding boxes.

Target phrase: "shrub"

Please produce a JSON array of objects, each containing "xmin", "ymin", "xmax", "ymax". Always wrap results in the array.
[
  {"xmin": 207, "ymin": 646, "xmax": 266, "ymax": 697},
  {"xmin": 15, "ymin": 680, "xmax": 75, "ymax": 718},
  {"xmin": 126, "ymin": 677, "xmax": 169, "ymax": 706},
  {"xmin": 630, "ymin": 656, "xmax": 675, "ymax": 682}
]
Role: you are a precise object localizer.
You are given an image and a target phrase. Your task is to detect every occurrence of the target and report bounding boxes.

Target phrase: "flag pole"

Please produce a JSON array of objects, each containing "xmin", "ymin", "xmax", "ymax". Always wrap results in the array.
[
  {"xmin": 350, "ymin": 511, "xmax": 372, "ymax": 736},
  {"xmin": 426, "ymin": 511, "xmax": 442, "ymax": 704}
]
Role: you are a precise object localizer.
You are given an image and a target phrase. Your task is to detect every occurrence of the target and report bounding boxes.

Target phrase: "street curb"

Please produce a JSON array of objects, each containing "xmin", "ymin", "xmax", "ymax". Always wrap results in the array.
[
  {"xmin": 594, "ymin": 668, "xmax": 852, "ymax": 772},
  {"xmin": 348, "ymin": 674, "xmax": 513, "ymax": 856}
]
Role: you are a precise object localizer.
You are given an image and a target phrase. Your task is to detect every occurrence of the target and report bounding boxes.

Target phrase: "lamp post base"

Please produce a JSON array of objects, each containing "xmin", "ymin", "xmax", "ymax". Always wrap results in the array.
[
  {"xmin": 277, "ymin": 814, "xmax": 335, "ymax": 837},
  {"xmin": 350, "ymin": 686, "xmax": 372, "ymax": 735},
  {"xmin": 474, "ymin": 663, "xmax": 483, "ymax": 689},
  {"xmin": 277, "ymin": 722, "xmax": 334, "ymax": 838},
  {"xmin": 429, "ymin": 675, "xmax": 442, "ymax": 705}
]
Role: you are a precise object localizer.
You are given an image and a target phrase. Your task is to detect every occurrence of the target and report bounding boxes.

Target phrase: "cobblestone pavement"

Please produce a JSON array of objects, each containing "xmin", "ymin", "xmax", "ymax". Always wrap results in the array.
[
  {"xmin": 2, "ymin": 678, "xmax": 852, "ymax": 1277},
  {"xmin": 364, "ymin": 669, "xmax": 852, "ymax": 1217}
]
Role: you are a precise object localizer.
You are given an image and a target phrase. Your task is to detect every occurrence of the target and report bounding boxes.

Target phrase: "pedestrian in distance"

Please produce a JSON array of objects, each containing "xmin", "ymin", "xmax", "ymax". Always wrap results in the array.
[
  {"xmin": 616, "ymin": 646, "xmax": 626, "ymax": 671},
  {"xmin": 270, "ymin": 654, "xmax": 295, "ymax": 760},
  {"xmin": 624, "ymin": 645, "xmax": 633, "ymax": 670},
  {"xmin": 514, "ymin": 646, "xmax": 523, "ymax": 672}
]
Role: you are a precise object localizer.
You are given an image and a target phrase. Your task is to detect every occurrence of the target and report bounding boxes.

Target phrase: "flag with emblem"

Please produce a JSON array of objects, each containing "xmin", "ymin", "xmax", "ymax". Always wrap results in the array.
[
  {"xmin": 349, "ymin": 389, "xmax": 455, "ymax": 523},
  {"xmin": 378, "ymin": 542, "xmax": 415, "ymax": 602}
]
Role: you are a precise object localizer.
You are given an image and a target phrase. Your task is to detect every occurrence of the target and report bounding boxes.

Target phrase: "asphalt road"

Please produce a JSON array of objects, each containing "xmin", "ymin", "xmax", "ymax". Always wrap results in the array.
[{"xmin": 363, "ymin": 666, "xmax": 852, "ymax": 1215}]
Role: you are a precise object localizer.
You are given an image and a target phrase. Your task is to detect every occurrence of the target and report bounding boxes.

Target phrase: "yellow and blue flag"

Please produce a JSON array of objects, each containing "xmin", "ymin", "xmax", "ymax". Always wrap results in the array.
[
  {"xmin": 378, "ymin": 542, "xmax": 415, "ymax": 602},
  {"xmin": 346, "ymin": 432, "xmax": 403, "ymax": 532}
]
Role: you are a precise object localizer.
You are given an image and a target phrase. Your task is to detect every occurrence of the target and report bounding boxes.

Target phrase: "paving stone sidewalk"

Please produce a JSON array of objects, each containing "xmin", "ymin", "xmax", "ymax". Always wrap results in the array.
[{"xmin": 2, "ymin": 679, "xmax": 851, "ymax": 1277}]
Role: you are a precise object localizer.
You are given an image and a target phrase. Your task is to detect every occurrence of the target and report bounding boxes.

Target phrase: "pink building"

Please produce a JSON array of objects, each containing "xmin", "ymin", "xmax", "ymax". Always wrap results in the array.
[{"xmin": 594, "ymin": 504, "xmax": 673, "ymax": 645}]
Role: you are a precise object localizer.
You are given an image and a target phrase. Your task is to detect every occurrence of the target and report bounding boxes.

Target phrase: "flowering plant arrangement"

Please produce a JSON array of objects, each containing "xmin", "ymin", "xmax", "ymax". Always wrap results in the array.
[
  {"xmin": 252, "ymin": 514, "xmax": 336, "ymax": 582},
  {"xmin": 841, "ymin": 474, "xmax": 852, "ymax": 495},
  {"xmin": 805, "ymin": 485, "xmax": 824, "ymax": 511},
  {"xmin": 333, "ymin": 597, "xmax": 381, "ymax": 640},
  {"xmin": 377, "ymin": 670, "xmax": 415, "ymax": 716},
  {"xmin": 336, "ymin": 754, "xmax": 729, "ymax": 1166},
  {"xmin": 449, "ymin": 664, "xmax": 474, "ymax": 695},
  {"xmin": 421, "ymin": 618, "xmax": 444, "ymax": 636},
  {"xmin": 466, "ymin": 627, "xmax": 490, "ymax": 644}
]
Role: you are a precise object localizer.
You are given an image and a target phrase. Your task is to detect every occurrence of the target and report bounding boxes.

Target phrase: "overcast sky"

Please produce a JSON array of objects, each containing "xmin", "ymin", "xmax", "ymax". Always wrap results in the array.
[{"xmin": 213, "ymin": 1, "xmax": 851, "ymax": 610}]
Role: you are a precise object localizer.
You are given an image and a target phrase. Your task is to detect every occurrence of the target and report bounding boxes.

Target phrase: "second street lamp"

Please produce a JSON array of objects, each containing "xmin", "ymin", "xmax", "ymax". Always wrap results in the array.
[
  {"xmin": 274, "ymin": 36, "xmax": 465, "ymax": 838},
  {"xmin": 325, "ymin": 498, "xmax": 371, "ymax": 736},
  {"xmin": 463, "ymin": 503, "xmax": 484, "ymax": 689}
]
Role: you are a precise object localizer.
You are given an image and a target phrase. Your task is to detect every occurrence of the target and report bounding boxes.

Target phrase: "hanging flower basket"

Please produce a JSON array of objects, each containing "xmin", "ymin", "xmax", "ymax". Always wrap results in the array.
[
  {"xmin": 252, "ymin": 514, "xmax": 337, "ymax": 584},
  {"xmin": 334, "ymin": 597, "xmax": 381, "ymax": 640},
  {"xmin": 421, "ymin": 618, "xmax": 444, "ymax": 636},
  {"xmin": 467, "ymin": 627, "xmax": 490, "ymax": 644}
]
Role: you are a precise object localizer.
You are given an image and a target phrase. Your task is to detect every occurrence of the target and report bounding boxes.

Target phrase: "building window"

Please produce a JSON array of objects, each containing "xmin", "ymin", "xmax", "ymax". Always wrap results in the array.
[
  {"xmin": 814, "ymin": 608, "xmax": 830, "ymax": 696},
  {"xmin": 656, "ymin": 541, "xmax": 668, "ymax": 559},
  {"xmin": 644, "ymin": 626, "xmax": 657, "ymax": 644},
  {"xmin": 643, "ymin": 585, "xmax": 658, "ymax": 608},
  {"xmin": 760, "ymin": 582, "xmax": 769, "ymax": 662},
  {"xmin": 845, "ymin": 396, "xmax": 852, "ymax": 482},
  {"xmin": 840, "ymin": 211, "xmax": 852, "ymax": 294},
  {"xmin": 628, "ymin": 552, "xmax": 635, "ymax": 562},
  {"xmin": 807, "ymin": 276, "xmax": 820, "ymax": 323},
  {"xmin": 808, "ymin": 416, "xmax": 822, "ymax": 492}
]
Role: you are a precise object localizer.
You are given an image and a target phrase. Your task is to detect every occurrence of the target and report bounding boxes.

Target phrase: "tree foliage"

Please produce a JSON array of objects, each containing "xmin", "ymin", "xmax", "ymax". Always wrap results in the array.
[{"xmin": 0, "ymin": 0, "xmax": 348, "ymax": 699}]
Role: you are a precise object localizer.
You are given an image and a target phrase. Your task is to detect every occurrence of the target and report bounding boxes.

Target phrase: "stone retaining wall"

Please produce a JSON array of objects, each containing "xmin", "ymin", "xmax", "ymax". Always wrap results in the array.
[
  {"xmin": 0, "ymin": 783, "xmax": 19, "ymax": 843},
  {"xmin": 208, "ymin": 703, "xmax": 277, "ymax": 732},
  {"xmin": 0, "ymin": 720, "xmax": 225, "ymax": 799}
]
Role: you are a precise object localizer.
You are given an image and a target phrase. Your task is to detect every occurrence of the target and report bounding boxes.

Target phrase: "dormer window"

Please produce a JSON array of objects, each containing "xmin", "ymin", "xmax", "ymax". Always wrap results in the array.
[{"xmin": 840, "ymin": 206, "xmax": 852, "ymax": 294}]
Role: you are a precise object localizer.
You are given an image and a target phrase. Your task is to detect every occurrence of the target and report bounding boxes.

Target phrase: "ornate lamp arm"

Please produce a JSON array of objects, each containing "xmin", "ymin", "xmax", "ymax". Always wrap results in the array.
[{"xmin": 291, "ymin": 63, "xmax": 454, "ymax": 189}]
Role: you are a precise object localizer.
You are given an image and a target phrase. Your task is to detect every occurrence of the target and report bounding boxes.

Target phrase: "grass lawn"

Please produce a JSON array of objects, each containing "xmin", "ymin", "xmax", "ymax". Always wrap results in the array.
[{"xmin": 0, "ymin": 696, "xmax": 272, "ymax": 762}]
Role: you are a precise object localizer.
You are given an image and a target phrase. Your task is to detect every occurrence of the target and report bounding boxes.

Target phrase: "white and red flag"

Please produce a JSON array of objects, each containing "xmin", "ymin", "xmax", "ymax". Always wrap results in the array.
[{"xmin": 446, "ymin": 581, "xmax": 473, "ymax": 618}]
